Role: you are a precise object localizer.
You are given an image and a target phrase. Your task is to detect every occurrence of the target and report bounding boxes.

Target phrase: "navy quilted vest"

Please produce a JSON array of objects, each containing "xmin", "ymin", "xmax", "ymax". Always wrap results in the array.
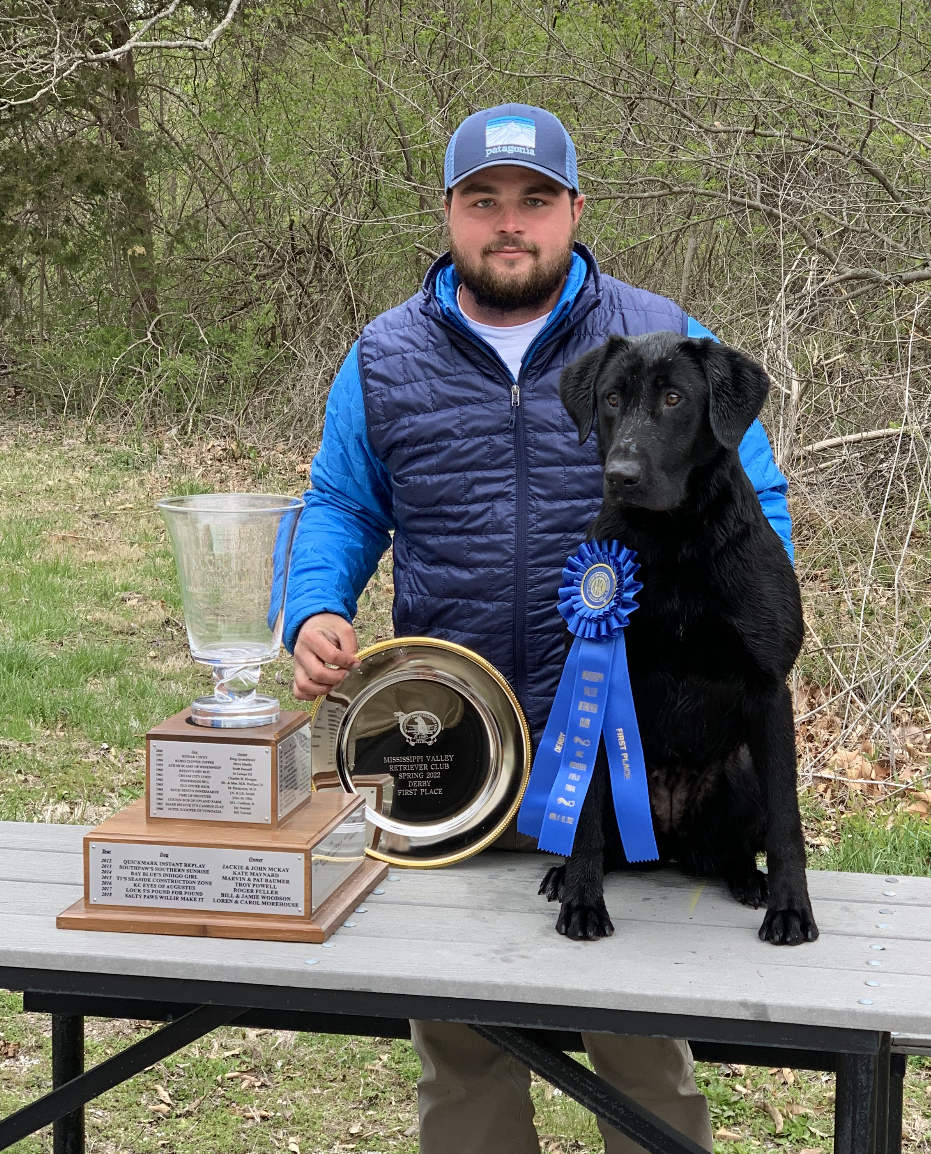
[{"xmin": 360, "ymin": 245, "xmax": 687, "ymax": 742}]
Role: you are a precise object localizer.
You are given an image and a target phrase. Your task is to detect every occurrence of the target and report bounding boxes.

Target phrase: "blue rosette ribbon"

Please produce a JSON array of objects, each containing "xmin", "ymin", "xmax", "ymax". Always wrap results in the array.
[{"xmin": 517, "ymin": 541, "xmax": 659, "ymax": 862}]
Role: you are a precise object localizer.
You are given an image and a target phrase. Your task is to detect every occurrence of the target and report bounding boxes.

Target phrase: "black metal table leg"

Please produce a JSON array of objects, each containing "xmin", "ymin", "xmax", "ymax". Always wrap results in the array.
[
  {"xmin": 0, "ymin": 1004, "xmax": 243, "ymax": 1151},
  {"xmin": 472, "ymin": 1025, "xmax": 708, "ymax": 1154},
  {"xmin": 835, "ymin": 1052, "xmax": 878, "ymax": 1154},
  {"xmin": 873, "ymin": 1034, "xmax": 891, "ymax": 1154},
  {"xmin": 52, "ymin": 1015, "xmax": 84, "ymax": 1154},
  {"xmin": 886, "ymin": 1055, "xmax": 906, "ymax": 1154}
]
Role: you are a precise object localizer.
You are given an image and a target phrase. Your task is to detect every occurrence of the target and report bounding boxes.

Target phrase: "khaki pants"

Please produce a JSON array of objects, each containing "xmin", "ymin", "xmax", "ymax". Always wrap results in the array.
[{"xmin": 411, "ymin": 1020, "xmax": 713, "ymax": 1154}]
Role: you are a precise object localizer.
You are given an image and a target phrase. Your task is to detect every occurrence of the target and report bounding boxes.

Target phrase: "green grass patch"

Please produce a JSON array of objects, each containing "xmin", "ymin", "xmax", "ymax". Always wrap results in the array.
[{"xmin": 815, "ymin": 813, "xmax": 931, "ymax": 876}]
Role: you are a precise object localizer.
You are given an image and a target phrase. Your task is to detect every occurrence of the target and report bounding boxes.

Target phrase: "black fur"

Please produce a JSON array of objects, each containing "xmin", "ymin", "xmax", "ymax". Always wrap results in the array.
[{"xmin": 546, "ymin": 331, "xmax": 818, "ymax": 946}]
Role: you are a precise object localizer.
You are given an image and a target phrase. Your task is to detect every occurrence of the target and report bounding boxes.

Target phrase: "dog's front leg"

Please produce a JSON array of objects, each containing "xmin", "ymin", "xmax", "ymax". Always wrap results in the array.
[
  {"xmin": 543, "ymin": 749, "xmax": 614, "ymax": 941},
  {"xmin": 747, "ymin": 684, "xmax": 819, "ymax": 945}
]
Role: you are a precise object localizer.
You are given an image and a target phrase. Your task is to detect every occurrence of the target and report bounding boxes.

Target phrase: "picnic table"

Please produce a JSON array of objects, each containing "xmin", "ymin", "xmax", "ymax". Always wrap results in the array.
[{"xmin": 0, "ymin": 820, "xmax": 929, "ymax": 1154}]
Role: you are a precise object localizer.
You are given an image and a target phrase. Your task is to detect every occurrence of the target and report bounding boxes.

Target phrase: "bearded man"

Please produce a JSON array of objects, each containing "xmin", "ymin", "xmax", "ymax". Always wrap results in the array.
[{"xmin": 284, "ymin": 104, "xmax": 792, "ymax": 1154}]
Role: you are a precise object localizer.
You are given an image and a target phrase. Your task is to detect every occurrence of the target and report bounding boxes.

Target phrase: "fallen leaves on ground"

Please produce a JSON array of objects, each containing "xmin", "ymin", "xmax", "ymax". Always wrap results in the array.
[
  {"xmin": 763, "ymin": 1101, "xmax": 784, "ymax": 1134},
  {"xmin": 228, "ymin": 1105, "xmax": 271, "ymax": 1121},
  {"xmin": 0, "ymin": 1042, "xmax": 20, "ymax": 1059},
  {"xmin": 224, "ymin": 1069, "xmax": 269, "ymax": 1088}
]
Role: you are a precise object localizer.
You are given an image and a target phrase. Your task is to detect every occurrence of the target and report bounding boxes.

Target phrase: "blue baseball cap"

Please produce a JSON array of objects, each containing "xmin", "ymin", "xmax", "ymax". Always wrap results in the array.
[{"xmin": 445, "ymin": 103, "xmax": 579, "ymax": 194}]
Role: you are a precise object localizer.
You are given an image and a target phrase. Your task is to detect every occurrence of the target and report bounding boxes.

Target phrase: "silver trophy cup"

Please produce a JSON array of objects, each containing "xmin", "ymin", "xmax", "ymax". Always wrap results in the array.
[{"xmin": 157, "ymin": 493, "xmax": 304, "ymax": 728}]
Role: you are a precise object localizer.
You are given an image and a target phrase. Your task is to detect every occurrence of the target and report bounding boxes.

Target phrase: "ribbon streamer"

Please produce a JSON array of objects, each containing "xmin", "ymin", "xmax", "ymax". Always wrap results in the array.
[{"xmin": 517, "ymin": 541, "xmax": 659, "ymax": 862}]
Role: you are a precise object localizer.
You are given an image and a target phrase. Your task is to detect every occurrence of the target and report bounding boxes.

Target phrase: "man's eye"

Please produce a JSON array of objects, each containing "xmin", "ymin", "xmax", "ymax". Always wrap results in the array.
[
  {"xmin": 665, "ymin": 393, "xmax": 681, "ymax": 407},
  {"xmin": 606, "ymin": 393, "xmax": 619, "ymax": 408}
]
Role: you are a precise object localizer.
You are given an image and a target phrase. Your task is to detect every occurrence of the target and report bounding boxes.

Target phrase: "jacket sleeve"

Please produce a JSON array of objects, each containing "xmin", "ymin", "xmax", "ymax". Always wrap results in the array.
[
  {"xmin": 687, "ymin": 317, "xmax": 794, "ymax": 564},
  {"xmin": 283, "ymin": 344, "xmax": 394, "ymax": 652}
]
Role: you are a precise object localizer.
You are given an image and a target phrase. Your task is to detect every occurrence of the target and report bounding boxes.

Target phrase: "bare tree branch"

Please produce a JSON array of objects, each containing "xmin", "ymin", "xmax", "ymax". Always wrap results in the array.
[
  {"xmin": 0, "ymin": 0, "xmax": 242, "ymax": 109},
  {"xmin": 801, "ymin": 427, "xmax": 920, "ymax": 455}
]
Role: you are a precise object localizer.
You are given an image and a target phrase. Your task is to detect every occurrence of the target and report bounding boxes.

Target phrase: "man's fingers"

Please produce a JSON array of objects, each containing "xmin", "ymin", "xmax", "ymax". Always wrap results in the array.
[
  {"xmin": 292, "ymin": 660, "xmax": 346, "ymax": 700},
  {"xmin": 300, "ymin": 654, "xmax": 348, "ymax": 687},
  {"xmin": 299, "ymin": 628, "xmax": 359, "ymax": 670},
  {"xmin": 291, "ymin": 615, "xmax": 361, "ymax": 699},
  {"xmin": 292, "ymin": 678, "xmax": 335, "ymax": 700}
]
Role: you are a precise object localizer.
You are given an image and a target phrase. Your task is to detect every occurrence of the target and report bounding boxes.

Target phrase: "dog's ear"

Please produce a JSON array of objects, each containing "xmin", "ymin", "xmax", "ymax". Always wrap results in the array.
[
  {"xmin": 559, "ymin": 336, "xmax": 629, "ymax": 445},
  {"xmin": 695, "ymin": 340, "xmax": 771, "ymax": 449}
]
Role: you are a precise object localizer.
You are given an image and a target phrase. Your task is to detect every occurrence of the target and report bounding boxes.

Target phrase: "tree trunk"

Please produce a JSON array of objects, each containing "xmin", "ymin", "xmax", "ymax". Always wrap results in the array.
[{"xmin": 108, "ymin": 16, "xmax": 160, "ymax": 332}]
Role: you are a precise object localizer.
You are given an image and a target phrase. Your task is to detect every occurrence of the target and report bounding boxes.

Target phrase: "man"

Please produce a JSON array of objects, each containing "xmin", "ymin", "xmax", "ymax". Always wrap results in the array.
[{"xmin": 285, "ymin": 104, "xmax": 792, "ymax": 1154}]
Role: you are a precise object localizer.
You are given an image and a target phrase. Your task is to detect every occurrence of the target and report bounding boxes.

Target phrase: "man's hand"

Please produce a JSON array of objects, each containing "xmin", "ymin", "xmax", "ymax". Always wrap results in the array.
[{"xmin": 293, "ymin": 613, "xmax": 361, "ymax": 699}]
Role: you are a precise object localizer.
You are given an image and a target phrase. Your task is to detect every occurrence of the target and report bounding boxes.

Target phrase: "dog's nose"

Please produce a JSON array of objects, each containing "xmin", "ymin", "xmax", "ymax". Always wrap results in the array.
[{"xmin": 605, "ymin": 460, "xmax": 642, "ymax": 488}]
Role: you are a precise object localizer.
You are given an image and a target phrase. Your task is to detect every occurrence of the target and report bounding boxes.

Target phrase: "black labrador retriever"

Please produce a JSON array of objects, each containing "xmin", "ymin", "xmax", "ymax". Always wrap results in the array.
[{"xmin": 540, "ymin": 331, "xmax": 818, "ymax": 947}]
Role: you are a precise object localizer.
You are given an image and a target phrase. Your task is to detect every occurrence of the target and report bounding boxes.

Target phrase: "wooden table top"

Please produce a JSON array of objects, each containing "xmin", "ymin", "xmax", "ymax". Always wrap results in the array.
[{"xmin": 1, "ymin": 821, "xmax": 930, "ymax": 1041}]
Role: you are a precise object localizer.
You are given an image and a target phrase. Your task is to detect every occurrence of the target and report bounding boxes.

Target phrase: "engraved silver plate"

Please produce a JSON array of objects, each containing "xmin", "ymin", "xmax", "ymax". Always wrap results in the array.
[
  {"xmin": 148, "ymin": 739, "xmax": 273, "ymax": 823},
  {"xmin": 310, "ymin": 638, "xmax": 530, "ymax": 867},
  {"xmin": 311, "ymin": 804, "xmax": 367, "ymax": 912},
  {"xmin": 89, "ymin": 842, "xmax": 305, "ymax": 914}
]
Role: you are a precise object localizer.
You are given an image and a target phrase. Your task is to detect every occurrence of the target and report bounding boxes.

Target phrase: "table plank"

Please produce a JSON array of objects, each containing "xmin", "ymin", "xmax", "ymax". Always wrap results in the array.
[{"xmin": 0, "ymin": 822, "xmax": 84, "ymax": 854}]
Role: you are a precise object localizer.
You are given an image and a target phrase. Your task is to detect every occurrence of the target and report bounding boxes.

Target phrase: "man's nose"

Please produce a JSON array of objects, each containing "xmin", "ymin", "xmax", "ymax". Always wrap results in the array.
[{"xmin": 605, "ymin": 459, "xmax": 643, "ymax": 488}]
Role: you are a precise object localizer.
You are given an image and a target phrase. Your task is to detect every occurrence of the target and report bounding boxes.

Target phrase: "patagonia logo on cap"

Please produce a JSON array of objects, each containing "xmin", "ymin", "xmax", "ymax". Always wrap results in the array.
[{"xmin": 485, "ymin": 115, "xmax": 536, "ymax": 157}]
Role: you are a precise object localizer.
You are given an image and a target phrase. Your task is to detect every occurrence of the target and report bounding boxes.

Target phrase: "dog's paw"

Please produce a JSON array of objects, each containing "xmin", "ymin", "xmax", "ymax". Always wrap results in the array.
[
  {"xmin": 538, "ymin": 865, "xmax": 566, "ymax": 903},
  {"xmin": 758, "ymin": 905, "xmax": 819, "ymax": 945},
  {"xmin": 728, "ymin": 868, "xmax": 769, "ymax": 909},
  {"xmin": 555, "ymin": 896, "xmax": 614, "ymax": 941}
]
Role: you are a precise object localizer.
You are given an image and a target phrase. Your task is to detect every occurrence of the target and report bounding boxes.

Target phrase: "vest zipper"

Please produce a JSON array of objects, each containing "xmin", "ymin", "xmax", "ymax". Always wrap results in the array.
[
  {"xmin": 507, "ymin": 383, "xmax": 520, "ymax": 430},
  {"xmin": 511, "ymin": 364, "xmax": 529, "ymax": 702}
]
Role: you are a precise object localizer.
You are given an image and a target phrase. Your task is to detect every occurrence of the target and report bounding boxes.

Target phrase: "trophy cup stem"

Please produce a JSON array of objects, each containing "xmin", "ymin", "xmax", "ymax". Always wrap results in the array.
[{"xmin": 190, "ymin": 663, "xmax": 281, "ymax": 729}]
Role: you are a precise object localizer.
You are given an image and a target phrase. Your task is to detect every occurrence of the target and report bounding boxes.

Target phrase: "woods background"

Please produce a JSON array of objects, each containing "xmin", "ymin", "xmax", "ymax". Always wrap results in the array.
[{"xmin": 3, "ymin": 0, "xmax": 931, "ymax": 799}]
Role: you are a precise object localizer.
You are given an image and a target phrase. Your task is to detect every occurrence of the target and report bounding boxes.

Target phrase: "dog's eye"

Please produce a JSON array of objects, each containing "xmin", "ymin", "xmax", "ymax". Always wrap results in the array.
[
  {"xmin": 665, "ymin": 392, "xmax": 681, "ymax": 407},
  {"xmin": 605, "ymin": 392, "xmax": 619, "ymax": 408}
]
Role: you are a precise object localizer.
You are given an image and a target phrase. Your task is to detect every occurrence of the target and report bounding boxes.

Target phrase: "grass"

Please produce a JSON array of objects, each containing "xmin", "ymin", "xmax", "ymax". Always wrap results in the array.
[{"xmin": 1, "ymin": 418, "xmax": 930, "ymax": 1154}]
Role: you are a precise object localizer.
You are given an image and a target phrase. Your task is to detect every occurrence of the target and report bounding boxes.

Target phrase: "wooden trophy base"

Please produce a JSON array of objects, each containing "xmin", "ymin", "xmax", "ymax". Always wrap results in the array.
[{"xmin": 57, "ymin": 794, "xmax": 388, "ymax": 943}]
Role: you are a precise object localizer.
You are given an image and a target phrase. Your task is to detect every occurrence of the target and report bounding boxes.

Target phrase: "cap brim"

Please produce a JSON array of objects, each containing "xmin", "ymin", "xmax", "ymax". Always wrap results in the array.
[{"xmin": 448, "ymin": 158, "xmax": 576, "ymax": 192}]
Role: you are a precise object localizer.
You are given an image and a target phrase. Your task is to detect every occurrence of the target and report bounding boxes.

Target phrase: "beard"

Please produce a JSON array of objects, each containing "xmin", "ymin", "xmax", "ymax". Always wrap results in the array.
[{"xmin": 448, "ymin": 234, "xmax": 574, "ymax": 312}]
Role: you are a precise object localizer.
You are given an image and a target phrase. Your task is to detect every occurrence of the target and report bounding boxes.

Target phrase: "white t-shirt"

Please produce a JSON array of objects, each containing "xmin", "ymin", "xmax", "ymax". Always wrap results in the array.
[{"xmin": 458, "ymin": 289, "xmax": 551, "ymax": 381}]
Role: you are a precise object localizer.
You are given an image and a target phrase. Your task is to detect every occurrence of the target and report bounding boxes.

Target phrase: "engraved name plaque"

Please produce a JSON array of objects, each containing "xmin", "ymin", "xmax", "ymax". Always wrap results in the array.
[
  {"xmin": 149, "ymin": 740, "xmax": 273, "ymax": 823},
  {"xmin": 89, "ymin": 842, "xmax": 305, "ymax": 915},
  {"xmin": 310, "ymin": 804, "xmax": 367, "ymax": 913},
  {"xmin": 277, "ymin": 725, "xmax": 312, "ymax": 821}
]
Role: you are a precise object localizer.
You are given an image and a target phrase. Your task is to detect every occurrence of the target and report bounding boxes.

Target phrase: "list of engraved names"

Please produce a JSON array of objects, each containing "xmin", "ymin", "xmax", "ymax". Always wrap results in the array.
[
  {"xmin": 149, "ymin": 739, "xmax": 272, "ymax": 823},
  {"xmin": 89, "ymin": 842, "xmax": 305, "ymax": 914}
]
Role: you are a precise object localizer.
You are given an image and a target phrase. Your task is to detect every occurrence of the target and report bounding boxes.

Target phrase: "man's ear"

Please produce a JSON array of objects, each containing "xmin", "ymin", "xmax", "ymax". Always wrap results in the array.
[
  {"xmin": 692, "ymin": 339, "xmax": 771, "ymax": 449},
  {"xmin": 559, "ymin": 336, "xmax": 628, "ymax": 445}
]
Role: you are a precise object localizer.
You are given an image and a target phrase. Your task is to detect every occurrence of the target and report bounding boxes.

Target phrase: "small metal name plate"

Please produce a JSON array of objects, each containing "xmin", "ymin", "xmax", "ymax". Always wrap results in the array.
[
  {"xmin": 88, "ymin": 842, "xmax": 305, "ymax": 915},
  {"xmin": 149, "ymin": 739, "xmax": 272, "ymax": 823},
  {"xmin": 277, "ymin": 725, "xmax": 312, "ymax": 820},
  {"xmin": 310, "ymin": 806, "xmax": 367, "ymax": 913}
]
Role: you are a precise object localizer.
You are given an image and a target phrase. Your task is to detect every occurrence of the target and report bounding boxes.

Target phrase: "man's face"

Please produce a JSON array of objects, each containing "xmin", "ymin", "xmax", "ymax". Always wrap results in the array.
[{"xmin": 444, "ymin": 166, "xmax": 585, "ymax": 312}]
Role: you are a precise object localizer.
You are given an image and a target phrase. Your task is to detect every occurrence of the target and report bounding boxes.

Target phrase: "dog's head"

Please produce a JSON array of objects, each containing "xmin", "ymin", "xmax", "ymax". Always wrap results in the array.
[{"xmin": 559, "ymin": 332, "xmax": 771, "ymax": 512}]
